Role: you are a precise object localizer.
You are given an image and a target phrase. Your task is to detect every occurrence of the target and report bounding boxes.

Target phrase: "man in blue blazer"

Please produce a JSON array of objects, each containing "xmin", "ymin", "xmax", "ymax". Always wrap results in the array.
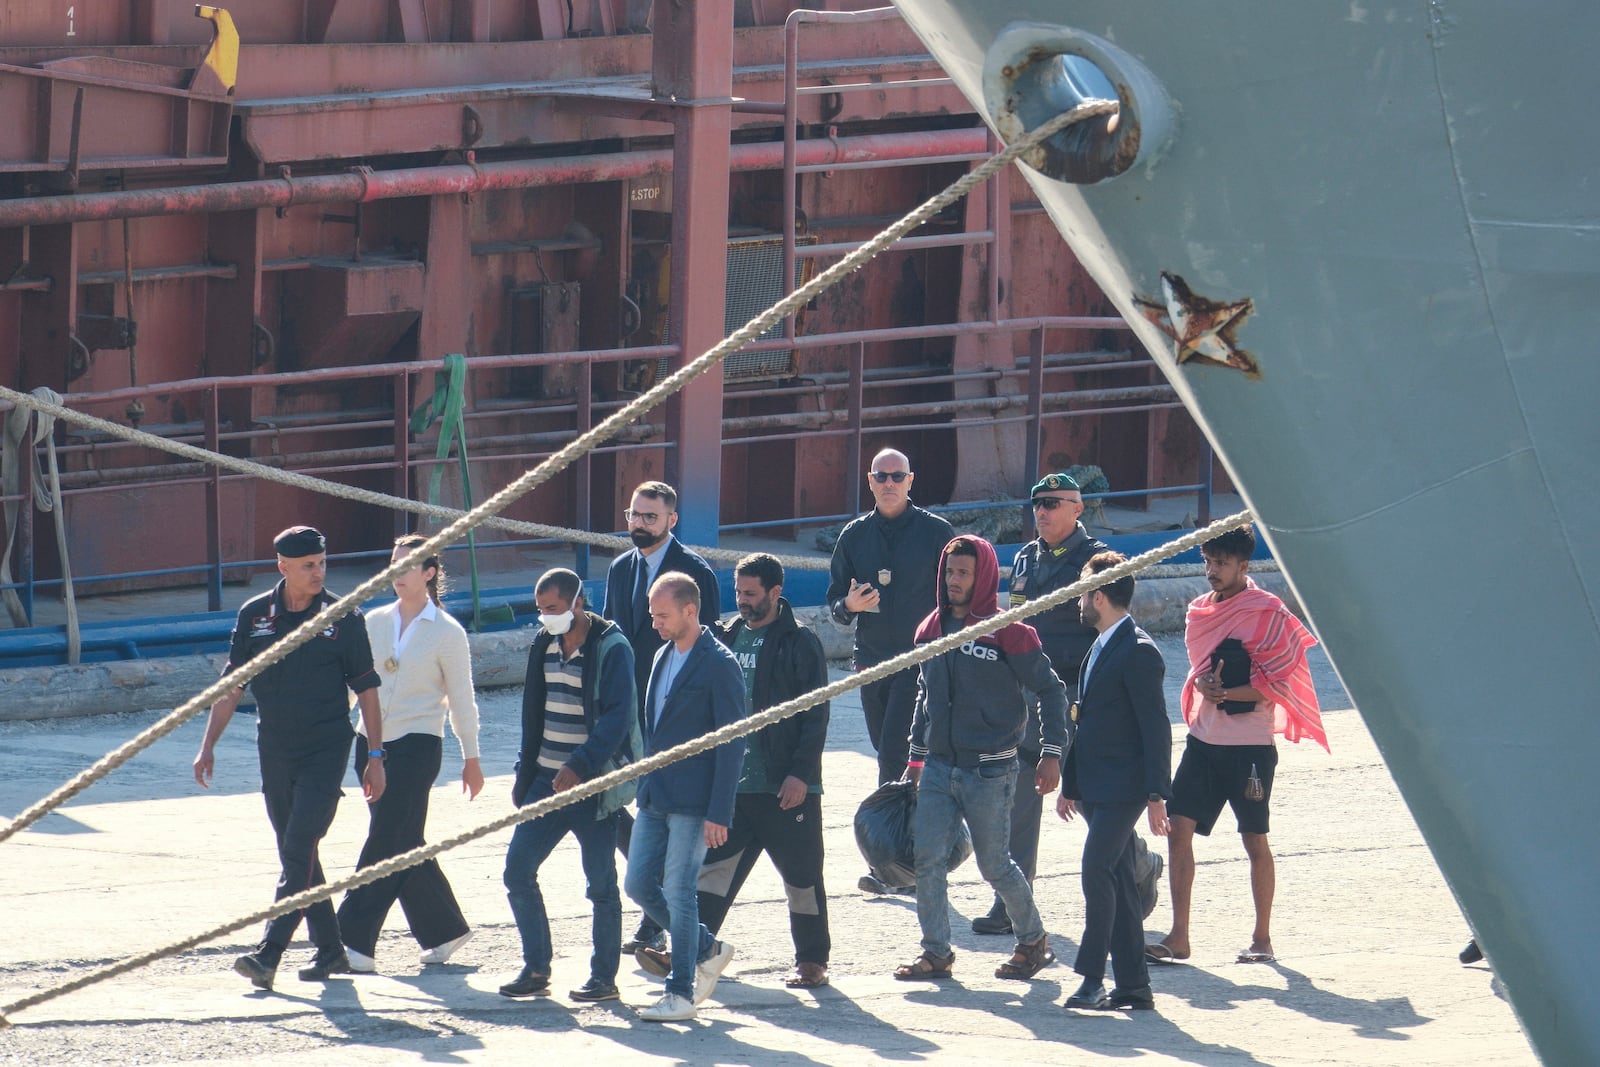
[
  {"xmin": 1058, "ymin": 551, "xmax": 1173, "ymax": 1012},
  {"xmin": 623, "ymin": 571, "xmax": 747, "ymax": 1022},
  {"xmin": 603, "ymin": 480, "xmax": 722, "ymax": 953}
]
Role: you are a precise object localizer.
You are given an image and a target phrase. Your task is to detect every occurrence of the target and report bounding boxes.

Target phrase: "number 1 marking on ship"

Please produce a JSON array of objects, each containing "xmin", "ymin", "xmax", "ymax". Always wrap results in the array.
[{"xmin": 67, "ymin": 6, "xmax": 77, "ymax": 36}]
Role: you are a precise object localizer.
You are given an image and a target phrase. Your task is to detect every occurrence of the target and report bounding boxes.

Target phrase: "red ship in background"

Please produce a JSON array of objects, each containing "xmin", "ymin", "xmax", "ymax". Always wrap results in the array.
[{"xmin": 0, "ymin": 1, "xmax": 1207, "ymax": 628}]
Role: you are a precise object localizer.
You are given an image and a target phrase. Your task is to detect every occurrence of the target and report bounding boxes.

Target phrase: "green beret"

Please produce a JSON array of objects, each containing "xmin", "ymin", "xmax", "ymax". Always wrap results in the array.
[{"xmin": 1030, "ymin": 472, "xmax": 1081, "ymax": 497}]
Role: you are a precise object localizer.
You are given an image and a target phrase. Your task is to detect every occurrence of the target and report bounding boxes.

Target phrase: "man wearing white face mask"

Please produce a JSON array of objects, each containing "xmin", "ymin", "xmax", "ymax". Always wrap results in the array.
[{"xmin": 501, "ymin": 568, "xmax": 640, "ymax": 1002}]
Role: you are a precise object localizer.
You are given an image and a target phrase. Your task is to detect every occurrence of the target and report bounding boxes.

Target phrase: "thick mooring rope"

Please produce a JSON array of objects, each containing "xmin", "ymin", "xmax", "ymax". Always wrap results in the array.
[
  {"xmin": 0, "ymin": 506, "xmax": 1251, "ymax": 1026},
  {"xmin": 0, "ymin": 97, "xmax": 1117, "ymax": 847},
  {"xmin": 0, "ymin": 384, "xmax": 826, "ymax": 572},
  {"xmin": 0, "ymin": 103, "xmax": 1121, "ymax": 584}
]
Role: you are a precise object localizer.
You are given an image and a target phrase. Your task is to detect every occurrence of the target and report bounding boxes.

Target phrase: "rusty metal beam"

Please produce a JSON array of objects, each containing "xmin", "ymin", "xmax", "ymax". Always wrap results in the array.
[
  {"xmin": 0, "ymin": 127, "xmax": 988, "ymax": 228},
  {"xmin": 77, "ymin": 262, "xmax": 237, "ymax": 285},
  {"xmin": 18, "ymin": 224, "xmax": 77, "ymax": 391},
  {"xmin": 655, "ymin": 0, "xmax": 733, "ymax": 548},
  {"xmin": 0, "ymin": 58, "xmax": 231, "ymax": 175},
  {"xmin": 417, "ymin": 193, "xmax": 472, "ymax": 363}
]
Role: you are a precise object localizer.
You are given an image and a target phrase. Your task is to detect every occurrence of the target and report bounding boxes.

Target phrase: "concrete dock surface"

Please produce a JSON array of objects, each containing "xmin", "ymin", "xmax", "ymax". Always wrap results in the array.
[{"xmin": 0, "ymin": 636, "xmax": 1535, "ymax": 1065}]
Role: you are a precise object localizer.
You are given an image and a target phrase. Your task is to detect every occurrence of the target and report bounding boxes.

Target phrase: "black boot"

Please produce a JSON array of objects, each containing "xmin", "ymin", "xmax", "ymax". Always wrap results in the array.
[
  {"xmin": 298, "ymin": 944, "xmax": 353, "ymax": 981},
  {"xmin": 1064, "ymin": 978, "xmax": 1109, "ymax": 1010},
  {"xmin": 499, "ymin": 966, "xmax": 552, "ymax": 998},
  {"xmin": 622, "ymin": 917, "xmax": 665, "ymax": 953},
  {"xmin": 234, "ymin": 941, "xmax": 283, "ymax": 991},
  {"xmin": 971, "ymin": 898, "xmax": 1013, "ymax": 935}
]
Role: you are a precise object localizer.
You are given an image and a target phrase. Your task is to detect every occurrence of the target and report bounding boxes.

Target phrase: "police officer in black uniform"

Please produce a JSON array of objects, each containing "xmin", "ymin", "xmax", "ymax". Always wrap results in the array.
[
  {"xmin": 972, "ymin": 473, "xmax": 1109, "ymax": 934},
  {"xmin": 193, "ymin": 525, "xmax": 386, "ymax": 990},
  {"xmin": 826, "ymin": 448, "xmax": 953, "ymax": 895}
]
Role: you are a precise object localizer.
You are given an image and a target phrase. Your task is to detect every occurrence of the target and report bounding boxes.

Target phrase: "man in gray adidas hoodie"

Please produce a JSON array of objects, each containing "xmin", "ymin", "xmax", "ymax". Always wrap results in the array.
[{"xmin": 893, "ymin": 535, "xmax": 1070, "ymax": 985}]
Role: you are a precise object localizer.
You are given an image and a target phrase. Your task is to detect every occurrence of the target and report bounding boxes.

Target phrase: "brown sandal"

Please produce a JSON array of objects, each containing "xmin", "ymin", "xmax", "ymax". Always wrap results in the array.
[
  {"xmin": 893, "ymin": 950, "xmax": 955, "ymax": 980},
  {"xmin": 995, "ymin": 937, "xmax": 1056, "ymax": 980},
  {"xmin": 784, "ymin": 962, "xmax": 830, "ymax": 989}
]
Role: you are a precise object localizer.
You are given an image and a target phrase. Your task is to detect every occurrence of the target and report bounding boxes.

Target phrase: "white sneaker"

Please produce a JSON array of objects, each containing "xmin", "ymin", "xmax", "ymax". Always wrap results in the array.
[
  {"xmin": 639, "ymin": 991, "xmax": 697, "ymax": 1022},
  {"xmin": 693, "ymin": 940, "xmax": 735, "ymax": 1005},
  {"xmin": 344, "ymin": 947, "xmax": 377, "ymax": 973},
  {"xmin": 419, "ymin": 930, "xmax": 473, "ymax": 965}
]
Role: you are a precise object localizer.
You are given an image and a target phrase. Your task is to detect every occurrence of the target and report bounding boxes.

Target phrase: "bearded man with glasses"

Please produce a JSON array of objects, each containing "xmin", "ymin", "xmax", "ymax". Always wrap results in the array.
[
  {"xmin": 826, "ymin": 448, "xmax": 953, "ymax": 895},
  {"xmin": 603, "ymin": 480, "xmax": 723, "ymax": 953}
]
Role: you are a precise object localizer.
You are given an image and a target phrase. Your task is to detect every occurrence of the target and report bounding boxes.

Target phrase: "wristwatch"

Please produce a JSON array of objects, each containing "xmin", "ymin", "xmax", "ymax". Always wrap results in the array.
[
  {"xmin": 368, "ymin": 748, "xmax": 386, "ymax": 761},
  {"xmin": 1147, "ymin": 792, "xmax": 1164, "ymax": 802}
]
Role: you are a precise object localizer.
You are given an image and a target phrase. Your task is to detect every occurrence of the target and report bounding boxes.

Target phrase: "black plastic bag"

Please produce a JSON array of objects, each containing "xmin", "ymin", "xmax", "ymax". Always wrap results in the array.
[
  {"xmin": 1132, "ymin": 832, "xmax": 1164, "ymax": 919},
  {"xmin": 853, "ymin": 779, "xmax": 973, "ymax": 887}
]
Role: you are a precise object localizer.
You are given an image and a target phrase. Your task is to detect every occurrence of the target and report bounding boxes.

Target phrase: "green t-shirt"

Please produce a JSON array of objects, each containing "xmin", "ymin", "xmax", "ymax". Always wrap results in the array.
[
  {"xmin": 732, "ymin": 626, "xmax": 771, "ymax": 792},
  {"xmin": 730, "ymin": 623, "xmax": 824, "ymax": 795}
]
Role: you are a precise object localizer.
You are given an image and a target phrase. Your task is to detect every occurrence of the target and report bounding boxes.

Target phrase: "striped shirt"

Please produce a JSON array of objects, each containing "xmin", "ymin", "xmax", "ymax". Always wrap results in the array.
[{"xmin": 537, "ymin": 643, "xmax": 588, "ymax": 772}]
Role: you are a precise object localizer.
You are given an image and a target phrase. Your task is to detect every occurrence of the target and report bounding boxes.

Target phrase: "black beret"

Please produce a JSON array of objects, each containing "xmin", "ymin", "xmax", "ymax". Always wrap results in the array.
[
  {"xmin": 1030, "ymin": 472, "xmax": 1081, "ymax": 497},
  {"xmin": 273, "ymin": 525, "xmax": 326, "ymax": 558}
]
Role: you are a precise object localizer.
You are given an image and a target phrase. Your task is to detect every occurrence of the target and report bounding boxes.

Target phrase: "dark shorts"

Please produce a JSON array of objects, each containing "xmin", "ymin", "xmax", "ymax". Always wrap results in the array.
[{"xmin": 1169, "ymin": 735, "xmax": 1277, "ymax": 836}]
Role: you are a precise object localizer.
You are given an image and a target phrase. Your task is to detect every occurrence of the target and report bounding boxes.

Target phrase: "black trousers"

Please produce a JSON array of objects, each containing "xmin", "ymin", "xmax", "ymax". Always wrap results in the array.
[
  {"xmin": 337, "ymin": 733, "xmax": 470, "ymax": 957},
  {"xmin": 1073, "ymin": 799, "xmax": 1149, "ymax": 990},
  {"xmin": 992, "ymin": 685, "xmax": 1079, "ymax": 915},
  {"xmin": 860, "ymin": 666, "xmax": 919, "ymax": 785},
  {"xmin": 260, "ymin": 739, "xmax": 349, "ymax": 951},
  {"xmin": 697, "ymin": 792, "xmax": 830, "ymax": 966}
]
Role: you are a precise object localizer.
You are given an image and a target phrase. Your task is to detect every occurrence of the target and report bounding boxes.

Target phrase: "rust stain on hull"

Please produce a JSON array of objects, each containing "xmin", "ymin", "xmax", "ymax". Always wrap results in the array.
[{"xmin": 1134, "ymin": 271, "xmax": 1261, "ymax": 379}]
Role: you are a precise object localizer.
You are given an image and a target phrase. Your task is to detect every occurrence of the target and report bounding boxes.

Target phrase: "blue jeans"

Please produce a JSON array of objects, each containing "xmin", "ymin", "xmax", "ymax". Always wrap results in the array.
[
  {"xmin": 503, "ymin": 772, "xmax": 622, "ymax": 983},
  {"xmin": 914, "ymin": 757, "xmax": 1044, "ymax": 957},
  {"xmin": 623, "ymin": 807, "xmax": 714, "ymax": 999}
]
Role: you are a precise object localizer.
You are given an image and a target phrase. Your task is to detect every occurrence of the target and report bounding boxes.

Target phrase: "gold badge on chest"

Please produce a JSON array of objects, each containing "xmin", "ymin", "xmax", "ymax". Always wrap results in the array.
[{"xmin": 384, "ymin": 656, "xmax": 400, "ymax": 673}]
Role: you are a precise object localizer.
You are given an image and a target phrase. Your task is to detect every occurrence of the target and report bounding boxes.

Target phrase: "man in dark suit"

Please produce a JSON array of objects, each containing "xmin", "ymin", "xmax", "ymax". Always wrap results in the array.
[
  {"xmin": 623, "ymin": 572, "xmax": 747, "ymax": 1022},
  {"xmin": 604, "ymin": 480, "xmax": 723, "ymax": 702},
  {"xmin": 603, "ymin": 479, "xmax": 722, "ymax": 952},
  {"xmin": 1058, "ymin": 550, "xmax": 1172, "ymax": 1011}
]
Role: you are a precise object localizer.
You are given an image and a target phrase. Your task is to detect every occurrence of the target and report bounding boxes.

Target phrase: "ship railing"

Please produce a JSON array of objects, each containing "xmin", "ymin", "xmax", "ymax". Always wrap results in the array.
[
  {"xmin": 770, "ymin": 6, "xmax": 981, "ymax": 341},
  {"xmin": 0, "ymin": 315, "xmax": 1213, "ymax": 626}
]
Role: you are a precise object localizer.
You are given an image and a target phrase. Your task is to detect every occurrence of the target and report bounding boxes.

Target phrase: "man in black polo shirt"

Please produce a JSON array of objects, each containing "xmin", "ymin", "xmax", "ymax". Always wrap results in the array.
[
  {"xmin": 193, "ymin": 525, "xmax": 386, "ymax": 991},
  {"xmin": 826, "ymin": 447, "xmax": 953, "ymax": 895}
]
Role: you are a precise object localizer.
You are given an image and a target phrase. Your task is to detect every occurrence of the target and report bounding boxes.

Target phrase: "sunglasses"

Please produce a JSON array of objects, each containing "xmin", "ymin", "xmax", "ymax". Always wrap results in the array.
[
  {"xmin": 1031, "ymin": 496, "xmax": 1081, "ymax": 511},
  {"xmin": 869, "ymin": 470, "xmax": 910, "ymax": 484}
]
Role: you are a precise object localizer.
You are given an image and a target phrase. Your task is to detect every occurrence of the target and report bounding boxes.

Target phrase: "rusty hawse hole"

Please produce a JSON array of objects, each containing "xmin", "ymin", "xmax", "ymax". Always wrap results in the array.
[{"xmin": 1000, "ymin": 51, "xmax": 1132, "ymax": 184}]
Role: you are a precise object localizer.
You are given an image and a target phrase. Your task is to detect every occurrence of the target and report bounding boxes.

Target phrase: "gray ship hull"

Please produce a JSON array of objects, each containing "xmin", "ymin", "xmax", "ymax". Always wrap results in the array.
[{"xmin": 888, "ymin": 2, "xmax": 1600, "ymax": 1062}]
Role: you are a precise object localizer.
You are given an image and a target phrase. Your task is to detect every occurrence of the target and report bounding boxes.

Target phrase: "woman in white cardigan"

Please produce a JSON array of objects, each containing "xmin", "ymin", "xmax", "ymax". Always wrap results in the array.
[{"xmin": 337, "ymin": 534, "xmax": 483, "ymax": 971}]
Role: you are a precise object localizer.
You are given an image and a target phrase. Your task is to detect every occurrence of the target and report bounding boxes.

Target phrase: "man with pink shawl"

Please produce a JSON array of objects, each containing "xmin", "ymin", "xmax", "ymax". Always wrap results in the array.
[{"xmin": 1145, "ymin": 525, "xmax": 1325, "ymax": 966}]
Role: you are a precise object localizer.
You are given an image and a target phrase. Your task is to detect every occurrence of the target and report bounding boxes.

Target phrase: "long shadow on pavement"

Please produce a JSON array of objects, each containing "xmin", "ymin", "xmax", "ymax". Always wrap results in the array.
[
  {"xmin": 1152, "ymin": 958, "xmax": 1430, "ymax": 1041},
  {"xmin": 903, "ymin": 980, "xmax": 1274, "ymax": 1065},
  {"xmin": 718, "ymin": 977, "xmax": 944, "ymax": 1061}
]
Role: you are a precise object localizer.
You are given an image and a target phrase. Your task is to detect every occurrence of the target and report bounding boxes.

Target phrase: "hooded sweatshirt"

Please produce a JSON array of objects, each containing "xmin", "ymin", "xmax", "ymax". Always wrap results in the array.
[{"xmin": 907, "ymin": 536, "xmax": 1070, "ymax": 767}]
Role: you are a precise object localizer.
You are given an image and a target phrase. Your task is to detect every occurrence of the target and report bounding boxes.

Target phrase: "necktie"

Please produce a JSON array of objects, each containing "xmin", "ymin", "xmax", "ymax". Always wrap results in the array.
[
  {"xmin": 632, "ymin": 556, "xmax": 649, "ymax": 628},
  {"xmin": 1082, "ymin": 635, "xmax": 1105, "ymax": 692}
]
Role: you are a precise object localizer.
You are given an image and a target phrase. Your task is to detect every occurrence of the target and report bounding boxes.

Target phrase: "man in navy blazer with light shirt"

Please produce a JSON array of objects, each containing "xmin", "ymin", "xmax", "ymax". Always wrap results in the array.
[
  {"xmin": 1058, "ymin": 550, "xmax": 1173, "ymax": 1013},
  {"xmin": 603, "ymin": 479, "xmax": 722, "ymax": 954},
  {"xmin": 623, "ymin": 571, "xmax": 747, "ymax": 1022}
]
